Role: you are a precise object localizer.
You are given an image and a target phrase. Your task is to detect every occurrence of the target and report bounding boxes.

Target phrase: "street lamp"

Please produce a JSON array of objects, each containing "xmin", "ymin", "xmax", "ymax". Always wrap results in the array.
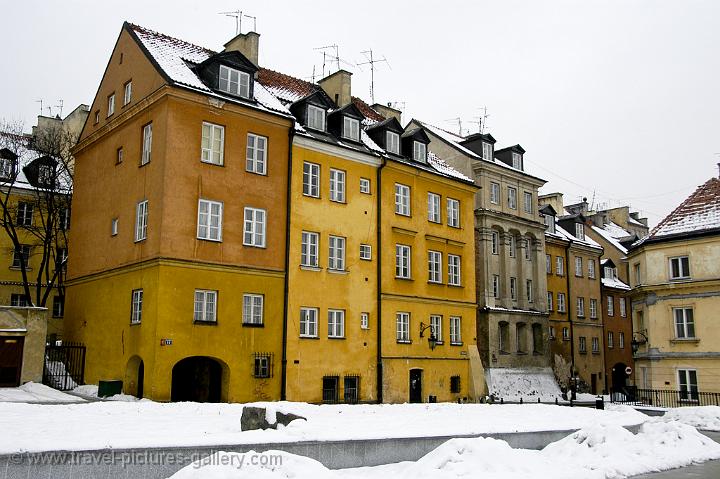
[
  {"xmin": 631, "ymin": 330, "xmax": 648, "ymax": 354},
  {"xmin": 419, "ymin": 322, "xmax": 438, "ymax": 350}
]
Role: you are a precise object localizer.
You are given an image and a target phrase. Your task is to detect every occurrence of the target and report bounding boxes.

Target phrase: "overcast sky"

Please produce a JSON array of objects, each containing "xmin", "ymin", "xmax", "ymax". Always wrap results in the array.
[{"xmin": 2, "ymin": 0, "xmax": 719, "ymax": 227}]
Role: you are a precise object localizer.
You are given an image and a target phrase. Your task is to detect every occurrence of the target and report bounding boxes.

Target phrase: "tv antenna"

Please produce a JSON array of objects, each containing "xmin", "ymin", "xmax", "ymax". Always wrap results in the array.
[
  {"xmin": 56, "ymin": 99, "xmax": 64, "ymax": 118},
  {"xmin": 357, "ymin": 49, "xmax": 390, "ymax": 104},
  {"xmin": 469, "ymin": 106, "xmax": 490, "ymax": 134},
  {"xmin": 313, "ymin": 44, "xmax": 354, "ymax": 78},
  {"xmin": 219, "ymin": 10, "xmax": 242, "ymax": 35},
  {"xmin": 35, "ymin": 99, "xmax": 44, "ymax": 115},
  {"xmin": 388, "ymin": 101, "xmax": 406, "ymax": 112},
  {"xmin": 445, "ymin": 117, "xmax": 463, "ymax": 136},
  {"xmin": 243, "ymin": 14, "xmax": 257, "ymax": 31}
]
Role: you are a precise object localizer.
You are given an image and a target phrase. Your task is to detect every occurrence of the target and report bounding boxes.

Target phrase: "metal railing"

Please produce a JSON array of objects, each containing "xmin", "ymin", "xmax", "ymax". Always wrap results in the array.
[
  {"xmin": 43, "ymin": 341, "xmax": 86, "ymax": 391},
  {"xmin": 610, "ymin": 386, "xmax": 720, "ymax": 408}
]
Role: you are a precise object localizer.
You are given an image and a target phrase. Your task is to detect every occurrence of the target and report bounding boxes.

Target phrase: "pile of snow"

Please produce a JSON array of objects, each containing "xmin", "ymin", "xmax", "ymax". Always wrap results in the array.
[
  {"xmin": 661, "ymin": 406, "xmax": 720, "ymax": 431},
  {"xmin": 0, "ymin": 401, "xmax": 647, "ymax": 454},
  {"xmin": 0, "ymin": 382, "xmax": 83, "ymax": 403},
  {"xmin": 72, "ymin": 385, "xmax": 140, "ymax": 402},
  {"xmin": 485, "ymin": 368, "xmax": 563, "ymax": 402},
  {"xmin": 169, "ymin": 421, "xmax": 720, "ymax": 479},
  {"xmin": 44, "ymin": 359, "xmax": 78, "ymax": 390}
]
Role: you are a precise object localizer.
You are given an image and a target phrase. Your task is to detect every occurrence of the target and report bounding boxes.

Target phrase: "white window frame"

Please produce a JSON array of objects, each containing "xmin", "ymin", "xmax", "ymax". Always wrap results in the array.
[
  {"xmin": 508, "ymin": 187, "xmax": 517, "ymax": 209},
  {"xmin": 428, "ymin": 250, "xmax": 442, "ymax": 283},
  {"xmin": 359, "ymin": 178, "xmax": 371, "ymax": 194},
  {"xmin": 579, "ymin": 336, "xmax": 587, "ymax": 353},
  {"xmin": 242, "ymin": 294, "xmax": 264, "ymax": 325},
  {"xmin": 546, "ymin": 254, "xmax": 552, "ymax": 274},
  {"xmin": 330, "ymin": 169, "xmax": 346, "ymax": 203},
  {"xmin": 482, "ymin": 142, "xmax": 492, "ymax": 161},
  {"xmin": 547, "ymin": 292, "xmax": 553, "ymax": 311},
  {"xmin": 342, "ymin": 116, "xmax": 360, "ymax": 141},
  {"xmin": 301, "ymin": 231, "xmax": 319, "ymax": 267},
  {"xmin": 448, "ymin": 254, "xmax": 461, "ymax": 286},
  {"xmin": 396, "ymin": 312, "xmax": 410, "ymax": 342},
  {"xmin": 219, "ymin": 65, "xmax": 250, "ymax": 98},
  {"xmin": 545, "ymin": 214, "xmax": 555, "ymax": 233},
  {"xmin": 193, "ymin": 289, "xmax": 217, "ymax": 323},
  {"xmin": 107, "ymin": 93, "xmax": 115, "ymax": 117},
  {"xmin": 243, "ymin": 207, "xmax": 266, "ymax": 248},
  {"xmin": 111, "ymin": 218, "xmax": 119, "ymax": 236},
  {"xmin": 413, "ymin": 141, "xmax": 426, "ymax": 162},
  {"xmin": 674, "ymin": 307, "xmax": 695, "ymax": 339},
  {"xmin": 246, "ymin": 133, "xmax": 267, "ymax": 175},
  {"xmin": 123, "ymin": 81, "xmax": 132, "ymax": 106},
  {"xmin": 523, "ymin": 191, "xmax": 533, "ymax": 213},
  {"xmin": 592, "ymin": 337, "xmax": 600, "ymax": 353},
  {"xmin": 558, "ymin": 292, "xmax": 566, "ymax": 313},
  {"xmin": 450, "ymin": 316, "xmax": 462, "ymax": 344},
  {"xmin": 556, "ymin": 256, "xmax": 564, "ymax": 276},
  {"xmin": 588, "ymin": 259, "xmax": 596, "ymax": 279},
  {"xmin": 360, "ymin": 244, "xmax": 372, "ymax": 261},
  {"xmin": 669, "ymin": 256, "xmax": 691, "ymax": 280},
  {"xmin": 17, "ymin": 202, "xmax": 33, "ymax": 226},
  {"xmin": 303, "ymin": 162, "xmax": 320, "ymax": 197},
  {"xmin": 360, "ymin": 312, "xmax": 369, "ymax": 330},
  {"xmin": 490, "ymin": 182, "xmax": 500, "ymax": 205},
  {"xmin": 491, "ymin": 231, "xmax": 499, "ymax": 255},
  {"xmin": 141, "ymin": 123, "xmax": 152, "ymax": 165},
  {"xmin": 493, "ymin": 275, "xmax": 500, "ymax": 298},
  {"xmin": 328, "ymin": 235, "xmax": 346, "ymax": 271},
  {"xmin": 577, "ymin": 297, "xmax": 585, "ymax": 317},
  {"xmin": 395, "ymin": 244, "xmax": 411, "ymax": 279},
  {"xmin": 510, "ymin": 277, "xmax": 517, "ymax": 301},
  {"xmin": 590, "ymin": 298, "xmax": 598, "ymax": 318},
  {"xmin": 427, "ymin": 192, "xmax": 441, "ymax": 223},
  {"xmin": 430, "ymin": 314, "xmax": 443, "ymax": 343},
  {"xmin": 619, "ymin": 297, "xmax": 627, "ymax": 317},
  {"xmin": 562, "ymin": 327, "xmax": 570, "ymax": 340},
  {"xmin": 395, "ymin": 183, "xmax": 410, "ymax": 216},
  {"xmin": 575, "ymin": 223, "xmax": 585, "ymax": 240},
  {"xmin": 526, "ymin": 279, "xmax": 533, "ymax": 303},
  {"xmin": 135, "ymin": 200, "xmax": 148, "ymax": 242},
  {"xmin": 575, "ymin": 257, "xmax": 583, "ymax": 277},
  {"xmin": 608, "ymin": 332, "xmax": 614, "ymax": 349},
  {"xmin": 131, "ymin": 289, "xmax": 143, "ymax": 324},
  {"xmin": 619, "ymin": 332, "xmax": 625, "ymax": 348},
  {"xmin": 328, "ymin": 309, "xmax": 345, "ymax": 338},
  {"xmin": 201, "ymin": 122, "xmax": 225, "ymax": 165},
  {"xmin": 306, "ymin": 104, "xmax": 326, "ymax": 131},
  {"xmin": 509, "ymin": 235, "xmax": 516, "ymax": 258},
  {"xmin": 678, "ymin": 369, "xmax": 698, "ymax": 401},
  {"xmin": 300, "ymin": 307, "xmax": 318, "ymax": 337},
  {"xmin": 447, "ymin": 198, "xmax": 460, "ymax": 227},
  {"xmin": 524, "ymin": 238, "xmax": 532, "ymax": 261},
  {"xmin": 512, "ymin": 152, "xmax": 522, "ymax": 169},
  {"xmin": 386, "ymin": 131, "xmax": 400, "ymax": 155},
  {"xmin": 607, "ymin": 296, "xmax": 615, "ymax": 316},
  {"xmin": 197, "ymin": 199, "xmax": 223, "ymax": 242}
]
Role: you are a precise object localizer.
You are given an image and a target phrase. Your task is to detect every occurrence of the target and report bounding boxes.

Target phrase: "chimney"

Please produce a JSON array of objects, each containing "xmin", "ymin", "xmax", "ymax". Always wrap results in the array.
[
  {"xmin": 372, "ymin": 103, "xmax": 402, "ymax": 123},
  {"xmin": 318, "ymin": 70, "xmax": 352, "ymax": 107},
  {"xmin": 223, "ymin": 31, "xmax": 260, "ymax": 67}
]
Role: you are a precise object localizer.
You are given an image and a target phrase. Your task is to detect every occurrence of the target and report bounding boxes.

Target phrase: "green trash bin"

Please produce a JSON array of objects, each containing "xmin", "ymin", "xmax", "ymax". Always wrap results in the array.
[{"xmin": 98, "ymin": 380, "xmax": 123, "ymax": 398}]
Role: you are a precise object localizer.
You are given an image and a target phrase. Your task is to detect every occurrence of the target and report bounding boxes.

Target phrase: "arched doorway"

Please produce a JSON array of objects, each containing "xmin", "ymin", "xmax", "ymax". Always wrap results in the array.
[
  {"xmin": 124, "ymin": 356, "xmax": 144, "ymax": 398},
  {"xmin": 171, "ymin": 357, "xmax": 223, "ymax": 403},
  {"xmin": 611, "ymin": 362, "xmax": 628, "ymax": 393}
]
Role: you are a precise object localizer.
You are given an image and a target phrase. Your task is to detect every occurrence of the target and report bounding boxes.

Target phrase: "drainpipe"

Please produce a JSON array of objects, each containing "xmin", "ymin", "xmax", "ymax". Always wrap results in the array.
[
  {"xmin": 280, "ymin": 123, "xmax": 295, "ymax": 401},
  {"xmin": 564, "ymin": 241, "xmax": 575, "ymax": 400},
  {"xmin": 376, "ymin": 156, "xmax": 387, "ymax": 403}
]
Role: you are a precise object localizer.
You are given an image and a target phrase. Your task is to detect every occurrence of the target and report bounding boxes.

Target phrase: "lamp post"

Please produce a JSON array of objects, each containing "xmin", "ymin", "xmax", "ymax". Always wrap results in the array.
[{"xmin": 419, "ymin": 322, "xmax": 438, "ymax": 350}]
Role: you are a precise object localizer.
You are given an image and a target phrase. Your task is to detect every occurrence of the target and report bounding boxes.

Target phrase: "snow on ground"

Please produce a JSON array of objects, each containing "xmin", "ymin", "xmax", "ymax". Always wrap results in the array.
[
  {"xmin": 485, "ymin": 368, "xmax": 563, "ymax": 401},
  {"xmin": 169, "ymin": 421, "xmax": 720, "ymax": 479},
  {"xmin": 72, "ymin": 384, "xmax": 140, "ymax": 402},
  {"xmin": 0, "ymin": 382, "xmax": 84, "ymax": 403},
  {"xmin": 661, "ymin": 406, "xmax": 720, "ymax": 431},
  {"xmin": 0, "ymin": 401, "xmax": 647, "ymax": 454}
]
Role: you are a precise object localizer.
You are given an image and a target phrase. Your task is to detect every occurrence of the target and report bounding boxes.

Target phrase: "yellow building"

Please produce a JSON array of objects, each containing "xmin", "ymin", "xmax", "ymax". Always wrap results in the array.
[{"xmin": 628, "ymin": 177, "xmax": 720, "ymax": 395}]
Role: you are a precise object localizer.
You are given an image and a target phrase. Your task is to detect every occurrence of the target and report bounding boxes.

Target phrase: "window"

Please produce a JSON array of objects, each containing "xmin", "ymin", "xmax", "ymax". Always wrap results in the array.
[
  {"xmin": 509, "ymin": 235, "xmax": 516, "ymax": 258},
  {"xmin": 395, "ymin": 244, "xmax": 411, "ymax": 279},
  {"xmin": 604, "ymin": 266, "xmax": 615, "ymax": 279},
  {"xmin": 523, "ymin": 192, "xmax": 533, "ymax": 213},
  {"xmin": 344, "ymin": 376, "xmax": 359, "ymax": 403},
  {"xmin": 556, "ymin": 256, "xmax": 564, "ymax": 276},
  {"xmin": 0, "ymin": 157, "xmax": 14, "ymax": 178},
  {"xmin": 619, "ymin": 298, "xmax": 627, "ymax": 317},
  {"xmin": 254, "ymin": 354, "xmax": 271, "ymax": 378},
  {"xmin": 107, "ymin": 93, "xmax": 115, "ymax": 117},
  {"xmin": 575, "ymin": 257, "xmax": 583, "ymax": 277},
  {"xmin": 430, "ymin": 315, "xmax": 443, "ymax": 343},
  {"xmin": 300, "ymin": 307, "xmax": 318, "ymax": 337},
  {"xmin": 56, "ymin": 247, "xmax": 67, "ymax": 272},
  {"xmin": 491, "ymin": 231, "xmax": 499, "ymax": 254},
  {"xmin": 135, "ymin": 200, "xmax": 148, "ymax": 242},
  {"xmin": 577, "ymin": 297, "xmax": 585, "ymax": 317},
  {"xmin": 123, "ymin": 81, "xmax": 132, "ymax": 105},
  {"xmin": 111, "ymin": 218, "xmax": 119, "ymax": 236},
  {"xmin": 197, "ymin": 199, "xmax": 223, "ymax": 241},
  {"xmin": 619, "ymin": 332, "xmax": 625, "ymax": 348},
  {"xmin": 342, "ymin": 116, "xmax": 360, "ymax": 141},
  {"xmin": 116, "ymin": 147, "xmax": 123, "ymax": 165},
  {"xmin": 562, "ymin": 327, "xmax": 570, "ymax": 340},
  {"xmin": 448, "ymin": 255, "xmax": 461, "ymax": 286},
  {"xmin": 38, "ymin": 164, "xmax": 54, "ymax": 186},
  {"xmin": 242, "ymin": 294, "xmax": 263, "ymax": 325},
  {"xmin": 499, "ymin": 322, "xmax": 510, "ymax": 351},
  {"xmin": 670, "ymin": 256, "xmax": 690, "ymax": 280},
  {"xmin": 307, "ymin": 104, "xmax": 326, "ymax": 131},
  {"xmin": 386, "ymin": 131, "xmax": 400, "ymax": 155},
  {"xmin": 608, "ymin": 332, "xmax": 614, "ymax": 349},
  {"xmin": 246, "ymin": 133, "xmax": 267, "ymax": 174},
  {"xmin": 10, "ymin": 294, "xmax": 28, "ymax": 307},
  {"xmin": 427, "ymin": 192, "xmax": 441, "ymax": 223},
  {"xmin": 592, "ymin": 337, "xmax": 600, "ymax": 353},
  {"xmin": 303, "ymin": 162, "xmax": 320, "ymax": 197},
  {"xmin": 549, "ymin": 326, "xmax": 556, "ymax": 339},
  {"xmin": 322, "ymin": 376, "xmax": 339, "ymax": 403},
  {"xmin": 493, "ymin": 275, "xmax": 500, "ymax": 298},
  {"xmin": 678, "ymin": 369, "xmax": 698, "ymax": 401},
  {"xmin": 193, "ymin": 290, "xmax": 217, "ymax": 323},
  {"xmin": 360, "ymin": 178, "xmax": 371, "ymax": 194},
  {"xmin": 558, "ymin": 293, "xmax": 566, "ymax": 312},
  {"xmin": 634, "ymin": 263, "xmax": 642, "ymax": 285},
  {"xmin": 329, "ymin": 169, "xmax": 346, "ymax": 203},
  {"xmin": 575, "ymin": 223, "xmax": 585, "ymax": 240},
  {"xmin": 328, "ymin": 235, "xmax": 345, "ymax": 271},
  {"xmin": 141, "ymin": 123, "xmax": 152, "ymax": 165},
  {"xmin": 130, "ymin": 289, "xmax": 143, "ymax": 324},
  {"xmin": 396, "ymin": 312, "xmax": 410, "ymax": 342},
  {"xmin": 547, "ymin": 292, "xmax": 553, "ymax": 311},
  {"xmin": 510, "ymin": 277, "xmax": 517, "ymax": 300},
  {"xmin": 94, "ymin": 111, "xmax": 99, "ymax": 124},
  {"xmin": 546, "ymin": 254, "xmax": 552, "ymax": 274},
  {"xmin": 200, "ymin": 122, "xmax": 225, "ymax": 165},
  {"xmin": 360, "ymin": 244, "xmax": 372, "ymax": 261},
  {"xmin": 526, "ymin": 279, "xmax": 533, "ymax": 302},
  {"xmin": 579, "ymin": 336, "xmax": 587, "ymax": 353},
  {"xmin": 16, "ymin": 202, "xmax": 33, "ymax": 226},
  {"xmin": 450, "ymin": 375, "xmax": 461, "ymax": 393},
  {"xmin": 428, "ymin": 250, "xmax": 442, "ymax": 283},
  {"xmin": 524, "ymin": 239, "xmax": 532, "ymax": 260},
  {"xmin": 508, "ymin": 187, "xmax": 517, "ymax": 209},
  {"xmin": 360, "ymin": 312, "xmax": 369, "ymax": 329},
  {"xmin": 588, "ymin": 260, "xmax": 596, "ymax": 279},
  {"xmin": 607, "ymin": 296, "xmax": 615, "ymax": 316},
  {"xmin": 516, "ymin": 323, "xmax": 527, "ymax": 352},
  {"xmin": 512, "ymin": 152, "xmax": 522, "ymax": 169},
  {"xmin": 328, "ymin": 309, "xmax": 345, "ymax": 338},
  {"xmin": 590, "ymin": 298, "xmax": 598, "ymax": 319},
  {"xmin": 219, "ymin": 65, "xmax": 250, "ymax": 98},
  {"xmin": 243, "ymin": 207, "xmax": 266, "ymax": 247},
  {"xmin": 447, "ymin": 198, "xmax": 460, "ymax": 227},
  {"xmin": 52, "ymin": 295, "xmax": 64, "ymax": 318},
  {"xmin": 301, "ymin": 231, "xmax": 319, "ymax": 267},
  {"xmin": 482, "ymin": 142, "xmax": 492, "ymax": 161},
  {"xmin": 413, "ymin": 141, "xmax": 426, "ymax": 162},
  {"xmin": 450, "ymin": 316, "xmax": 462, "ymax": 344},
  {"xmin": 545, "ymin": 214, "xmax": 555, "ymax": 233},
  {"xmin": 490, "ymin": 182, "xmax": 500, "ymax": 204},
  {"xmin": 674, "ymin": 307, "xmax": 695, "ymax": 339},
  {"xmin": 395, "ymin": 183, "xmax": 410, "ymax": 216}
]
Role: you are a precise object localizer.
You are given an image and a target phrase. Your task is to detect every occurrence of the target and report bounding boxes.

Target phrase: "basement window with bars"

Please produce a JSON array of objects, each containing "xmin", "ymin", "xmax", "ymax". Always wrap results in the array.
[
  {"xmin": 322, "ymin": 376, "xmax": 339, "ymax": 403},
  {"xmin": 253, "ymin": 353, "xmax": 273, "ymax": 378},
  {"xmin": 344, "ymin": 375, "xmax": 360, "ymax": 404}
]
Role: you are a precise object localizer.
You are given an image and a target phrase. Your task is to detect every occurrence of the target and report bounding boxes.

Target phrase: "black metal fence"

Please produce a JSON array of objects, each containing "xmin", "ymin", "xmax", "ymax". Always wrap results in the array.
[
  {"xmin": 43, "ymin": 341, "xmax": 85, "ymax": 391},
  {"xmin": 611, "ymin": 386, "xmax": 720, "ymax": 408}
]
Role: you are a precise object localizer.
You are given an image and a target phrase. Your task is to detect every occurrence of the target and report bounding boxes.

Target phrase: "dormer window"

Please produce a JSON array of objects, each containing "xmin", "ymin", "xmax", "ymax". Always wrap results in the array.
[
  {"xmin": 387, "ymin": 131, "xmax": 400, "ymax": 155},
  {"xmin": 342, "ymin": 116, "xmax": 360, "ymax": 141},
  {"xmin": 307, "ymin": 105, "xmax": 326, "ymax": 131},
  {"xmin": 413, "ymin": 141, "xmax": 426, "ymax": 162},
  {"xmin": 512, "ymin": 152, "xmax": 522, "ymax": 169},
  {"xmin": 544, "ymin": 214, "xmax": 555, "ymax": 233},
  {"xmin": 482, "ymin": 142, "xmax": 492, "ymax": 161},
  {"xmin": 575, "ymin": 223, "xmax": 585, "ymax": 240},
  {"xmin": 604, "ymin": 266, "xmax": 616, "ymax": 279},
  {"xmin": 38, "ymin": 164, "xmax": 54, "ymax": 186},
  {"xmin": 219, "ymin": 65, "xmax": 250, "ymax": 98},
  {"xmin": 0, "ymin": 158, "xmax": 14, "ymax": 179}
]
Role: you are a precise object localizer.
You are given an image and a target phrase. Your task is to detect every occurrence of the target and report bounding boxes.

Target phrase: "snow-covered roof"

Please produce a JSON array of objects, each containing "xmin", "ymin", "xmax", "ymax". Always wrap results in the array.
[
  {"xmin": 555, "ymin": 224, "xmax": 603, "ymax": 251},
  {"xmin": 602, "ymin": 221, "xmax": 633, "ymax": 240},
  {"xmin": 591, "ymin": 225, "xmax": 628, "ymax": 254},
  {"xmin": 602, "ymin": 277, "xmax": 630, "ymax": 291},
  {"xmin": 127, "ymin": 23, "xmax": 290, "ymax": 116},
  {"xmin": 427, "ymin": 152, "xmax": 473, "ymax": 182}
]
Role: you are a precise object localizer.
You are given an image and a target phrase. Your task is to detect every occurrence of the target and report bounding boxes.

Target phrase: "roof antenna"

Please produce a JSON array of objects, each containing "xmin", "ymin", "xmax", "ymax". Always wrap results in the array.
[
  {"xmin": 243, "ymin": 14, "xmax": 257, "ymax": 31},
  {"xmin": 56, "ymin": 99, "xmax": 64, "ymax": 118},
  {"xmin": 36, "ymin": 99, "xmax": 43, "ymax": 115},
  {"xmin": 357, "ymin": 49, "xmax": 390, "ymax": 104},
  {"xmin": 219, "ymin": 10, "xmax": 242, "ymax": 35},
  {"xmin": 314, "ymin": 45, "xmax": 354, "ymax": 77},
  {"xmin": 444, "ymin": 117, "xmax": 462, "ymax": 136}
]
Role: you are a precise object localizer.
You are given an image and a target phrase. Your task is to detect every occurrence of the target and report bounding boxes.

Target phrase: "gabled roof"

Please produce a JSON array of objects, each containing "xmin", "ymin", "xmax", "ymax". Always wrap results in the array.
[
  {"xmin": 292, "ymin": 89, "xmax": 335, "ymax": 109},
  {"xmin": 328, "ymin": 102, "xmax": 365, "ymax": 119},
  {"xmin": 634, "ymin": 177, "xmax": 720, "ymax": 248},
  {"xmin": 495, "ymin": 144, "xmax": 526, "ymax": 155},
  {"xmin": 365, "ymin": 116, "xmax": 403, "ymax": 133},
  {"xmin": 591, "ymin": 224, "xmax": 629, "ymax": 254},
  {"xmin": 461, "ymin": 132, "xmax": 496, "ymax": 144},
  {"xmin": 194, "ymin": 50, "xmax": 258, "ymax": 73},
  {"xmin": 401, "ymin": 127, "xmax": 430, "ymax": 143},
  {"xmin": 539, "ymin": 203, "xmax": 556, "ymax": 216}
]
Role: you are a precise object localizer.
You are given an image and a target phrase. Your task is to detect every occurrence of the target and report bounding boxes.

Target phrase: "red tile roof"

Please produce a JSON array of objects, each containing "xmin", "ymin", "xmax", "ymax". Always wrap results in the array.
[{"xmin": 351, "ymin": 97, "xmax": 386, "ymax": 123}]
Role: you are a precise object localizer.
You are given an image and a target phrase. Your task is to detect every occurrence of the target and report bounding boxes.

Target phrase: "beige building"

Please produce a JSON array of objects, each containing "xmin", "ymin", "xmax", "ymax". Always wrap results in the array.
[
  {"xmin": 628, "ymin": 177, "xmax": 720, "ymax": 395},
  {"xmin": 0, "ymin": 307, "xmax": 47, "ymax": 386}
]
